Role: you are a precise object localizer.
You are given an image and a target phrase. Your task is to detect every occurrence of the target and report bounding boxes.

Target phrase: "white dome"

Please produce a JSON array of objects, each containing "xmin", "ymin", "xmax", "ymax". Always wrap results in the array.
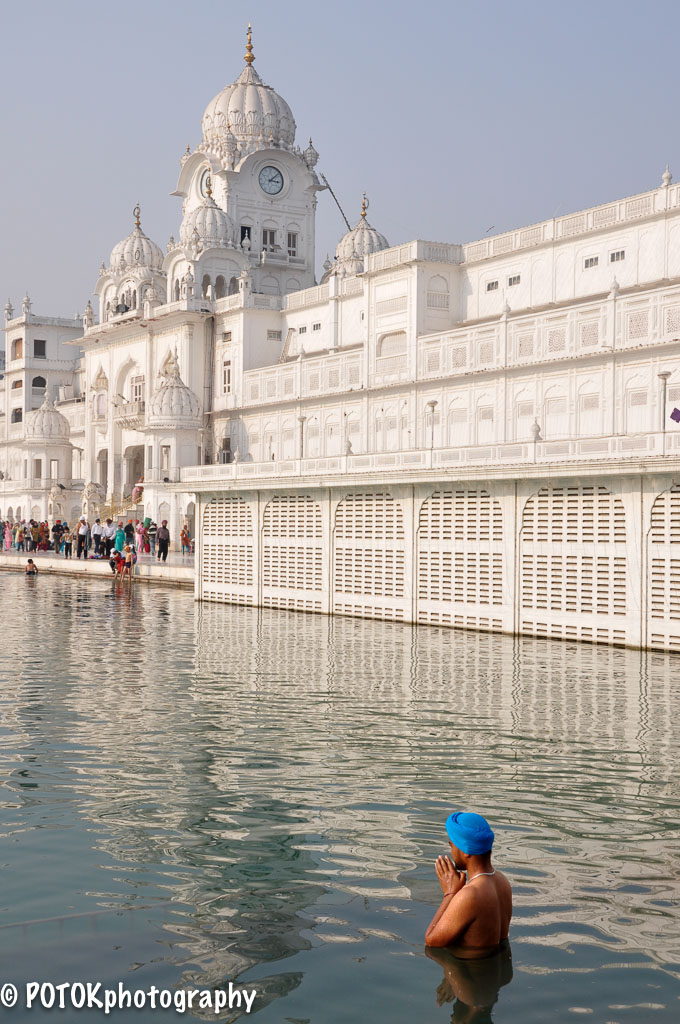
[
  {"xmin": 110, "ymin": 206, "xmax": 164, "ymax": 271},
  {"xmin": 180, "ymin": 196, "xmax": 234, "ymax": 248},
  {"xmin": 25, "ymin": 393, "xmax": 70, "ymax": 441},
  {"xmin": 335, "ymin": 205, "xmax": 389, "ymax": 263},
  {"xmin": 201, "ymin": 32, "xmax": 296, "ymax": 150},
  {"xmin": 149, "ymin": 352, "xmax": 201, "ymax": 426}
]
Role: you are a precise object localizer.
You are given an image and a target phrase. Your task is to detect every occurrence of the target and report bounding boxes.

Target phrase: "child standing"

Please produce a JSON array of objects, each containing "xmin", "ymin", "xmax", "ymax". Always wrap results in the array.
[{"xmin": 62, "ymin": 528, "xmax": 73, "ymax": 559}]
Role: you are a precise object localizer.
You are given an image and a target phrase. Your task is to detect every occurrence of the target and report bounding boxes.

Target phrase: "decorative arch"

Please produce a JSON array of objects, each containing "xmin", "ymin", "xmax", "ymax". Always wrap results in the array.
[
  {"xmin": 542, "ymin": 384, "xmax": 569, "ymax": 439},
  {"xmin": 447, "ymin": 397, "xmax": 469, "ymax": 446},
  {"xmin": 215, "ymin": 275, "xmax": 226, "ymax": 299},
  {"xmin": 416, "ymin": 486, "xmax": 506, "ymax": 629},
  {"xmin": 519, "ymin": 483, "xmax": 629, "ymax": 645},
  {"xmin": 576, "ymin": 378, "xmax": 601, "ymax": 436},
  {"xmin": 377, "ymin": 331, "xmax": 406, "ymax": 358},
  {"xmin": 332, "ymin": 491, "xmax": 407, "ymax": 620},
  {"xmin": 32, "ymin": 375, "xmax": 46, "ymax": 389},
  {"xmin": 646, "ymin": 482, "xmax": 680, "ymax": 651},
  {"xmin": 260, "ymin": 275, "xmax": 280, "ymax": 296},
  {"xmin": 261, "ymin": 494, "xmax": 325, "ymax": 611},
  {"xmin": 427, "ymin": 274, "xmax": 450, "ymax": 310},
  {"xmin": 201, "ymin": 495, "xmax": 254, "ymax": 604}
]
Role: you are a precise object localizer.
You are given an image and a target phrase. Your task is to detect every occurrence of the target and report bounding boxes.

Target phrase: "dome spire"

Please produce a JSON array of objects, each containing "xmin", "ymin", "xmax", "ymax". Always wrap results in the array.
[
  {"xmin": 244, "ymin": 22, "xmax": 255, "ymax": 66},
  {"xmin": 133, "ymin": 203, "xmax": 141, "ymax": 229},
  {"xmin": 361, "ymin": 193, "xmax": 368, "ymax": 219},
  {"xmin": 205, "ymin": 174, "xmax": 212, "ymax": 199}
]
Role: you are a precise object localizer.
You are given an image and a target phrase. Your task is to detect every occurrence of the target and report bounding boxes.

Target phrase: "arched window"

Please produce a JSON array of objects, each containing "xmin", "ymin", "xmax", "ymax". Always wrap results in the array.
[
  {"xmin": 427, "ymin": 274, "xmax": 450, "ymax": 309},
  {"xmin": 202, "ymin": 275, "xmax": 211, "ymax": 299},
  {"xmin": 260, "ymin": 275, "xmax": 280, "ymax": 296},
  {"xmin": 11, "ymin": 380, "xmax": 23, "ymax": 389},
  {"xmin": 215, "ymin": 275, "xmax": 226, "ymax": 299},
  {"xmin": 11, "ymin": 409, "xmax": 22, "ymax": 423},
  {"xmin": 174, "ymin": 279, "xmax": 180, "ymax": 302},
  {"xmin": 11, "ymin": 339, "xmax": 23, "ymax": 360},
  {"xmin": 32, "ymin": 376, "xmax": 46, "ymax": 389},
  {"xmin": 228, "ymin": 276, "xmax": 239, "ymax": 295},
  {"xmin": 377, "ymin": 332, "xmax": 407, "ymax": 358},
  {"xmin": 132, "ymin": 290, "xmax": 137, "ymax": 309},
  {"xmin": 95, "ymin": 393, "xmax": 107, "ymax": 418}
]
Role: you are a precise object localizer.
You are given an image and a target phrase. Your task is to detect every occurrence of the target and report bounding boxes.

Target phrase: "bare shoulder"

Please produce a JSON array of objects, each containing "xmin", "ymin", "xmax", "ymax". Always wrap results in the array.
[{"xmin": 495, "ymin": 870, "xmax": 512, "ymax": 894}]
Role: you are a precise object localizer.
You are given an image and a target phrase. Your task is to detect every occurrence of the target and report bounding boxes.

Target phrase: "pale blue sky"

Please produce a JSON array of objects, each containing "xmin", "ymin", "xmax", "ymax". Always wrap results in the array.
[{"xmin": 1, "ymin": 0, "xmax": 678, "ymax": 315}]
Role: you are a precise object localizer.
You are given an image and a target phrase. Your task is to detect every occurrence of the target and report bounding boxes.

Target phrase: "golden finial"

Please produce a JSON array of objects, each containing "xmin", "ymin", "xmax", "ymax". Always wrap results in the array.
[
  {"xmin": 205, "ymin": 174, "xmax": 212, "ymax": 199},
  {"xmin": 244, "ymin": 22, "xmax": 255, "ymax": 65},
  {"xmin": 185, "ymin": 144, "xmax": 191, "ymax": 155},
  {"xmin": 133, "ymin": 203, "xmax": 141, "ymax": 228},
  {"xmin": 361, "ymin": 193, "xmax": 369, "ymax": 219}
]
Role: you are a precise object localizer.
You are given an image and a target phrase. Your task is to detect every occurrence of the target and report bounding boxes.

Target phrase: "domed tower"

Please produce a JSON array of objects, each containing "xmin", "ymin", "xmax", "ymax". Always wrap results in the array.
[
  {"xmin": 24, "ymin": 391, "xmax": 73, "ymax": 488},
  {"xmin": 146, "ymin": 350, "xmax": 203, "ymax": 479},
  {"xmin": 95, "ymin": 205, "xmax": 167, "ymax": 322},
  {"xmin": 322, "ymin": 194, "xmax": 390, "ymax": 281},
  {"xmin": 171, "ymin": 25, "xmax": 324, "ymax": 297}
]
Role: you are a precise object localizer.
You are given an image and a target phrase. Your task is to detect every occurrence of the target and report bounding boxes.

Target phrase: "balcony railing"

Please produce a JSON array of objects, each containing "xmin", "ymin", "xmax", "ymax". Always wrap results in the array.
[
  {"xmin": 179, "ymin": 430, "xmax": 680, "ymax": 486},
  {"xmin": 113, "ymin": 400, "xmax": 145, "ymax": 429}
]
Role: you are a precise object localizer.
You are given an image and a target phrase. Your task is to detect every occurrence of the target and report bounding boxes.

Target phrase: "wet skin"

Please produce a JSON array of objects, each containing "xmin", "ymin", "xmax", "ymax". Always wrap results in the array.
[{"xmin": 425, "ymin": 842, "xmax": 512, "ymax": 957}]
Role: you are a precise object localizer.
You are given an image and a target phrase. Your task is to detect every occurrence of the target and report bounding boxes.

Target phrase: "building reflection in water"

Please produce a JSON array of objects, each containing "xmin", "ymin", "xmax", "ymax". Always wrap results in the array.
[{"xmin": 0, "ymin": 577, "xmax": 678, "ymax": 1019}]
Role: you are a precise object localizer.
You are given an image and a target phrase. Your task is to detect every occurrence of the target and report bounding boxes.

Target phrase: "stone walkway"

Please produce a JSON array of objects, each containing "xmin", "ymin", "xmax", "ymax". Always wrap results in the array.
[{"xmin": 0, "ymin": 548, "xmax": 194, "ymax": 586}]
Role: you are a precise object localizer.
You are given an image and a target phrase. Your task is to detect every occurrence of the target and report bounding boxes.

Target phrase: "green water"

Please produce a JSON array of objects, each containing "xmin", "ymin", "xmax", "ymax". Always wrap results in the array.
[{"xmin": 0, "ymin": 574, "xmax": 678, "ymax": 1022}]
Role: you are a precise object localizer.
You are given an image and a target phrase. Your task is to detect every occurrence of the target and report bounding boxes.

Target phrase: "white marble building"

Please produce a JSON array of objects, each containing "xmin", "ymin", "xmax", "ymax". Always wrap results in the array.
[{"xmin": 1, "ymin": 28, "xmax": 680, "ymax": 649}]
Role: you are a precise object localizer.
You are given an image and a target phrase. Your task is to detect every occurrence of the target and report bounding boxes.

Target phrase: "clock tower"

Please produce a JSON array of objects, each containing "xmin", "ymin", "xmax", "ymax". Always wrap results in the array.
[{"xmin": 171, "ymin": 26, "xmax": 324, "ymax": 297}]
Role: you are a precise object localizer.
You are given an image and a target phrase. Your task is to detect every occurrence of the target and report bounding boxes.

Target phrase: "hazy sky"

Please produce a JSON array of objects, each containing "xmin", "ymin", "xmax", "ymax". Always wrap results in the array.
[{"xmin": 1, "ymin": 0, "xmax": 678, "ymax": 316}]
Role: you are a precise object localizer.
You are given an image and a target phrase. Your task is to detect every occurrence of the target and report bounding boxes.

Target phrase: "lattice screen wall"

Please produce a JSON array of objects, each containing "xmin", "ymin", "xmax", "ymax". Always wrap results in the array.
[
  {"xmin": 520, "ymin": 485, "xmax": 630, "ymax": 645},
  {"xmin": 201, "ymin": 496, "xmax": 255, "ymax": 605},
  {"xmin": 333, "ymin": 492, "xmax": 408, "ymax": 621},
  {"xmin": 647, "ymin": 483, "xmax": 680, "ymax": 652},
  {"xmin": 262, "ymin": 494, "xmax": 325, "ymax": 612},
  {"xmin": 416, "ymin": 489, "xmax": 508, "ymax": 632}
]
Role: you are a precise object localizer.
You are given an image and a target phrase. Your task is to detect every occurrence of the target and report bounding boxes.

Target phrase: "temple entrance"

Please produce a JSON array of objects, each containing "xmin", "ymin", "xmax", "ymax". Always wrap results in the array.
[{"xmin": 123, "ymin": 445, "xmax": 144, "ymax": 493}]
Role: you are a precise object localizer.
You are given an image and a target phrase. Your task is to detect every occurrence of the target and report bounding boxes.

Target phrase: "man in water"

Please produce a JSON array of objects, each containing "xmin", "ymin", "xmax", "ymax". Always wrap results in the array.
[{"xmin": 425, "ymin": 812, "xmax": 512, "ymax": 955}]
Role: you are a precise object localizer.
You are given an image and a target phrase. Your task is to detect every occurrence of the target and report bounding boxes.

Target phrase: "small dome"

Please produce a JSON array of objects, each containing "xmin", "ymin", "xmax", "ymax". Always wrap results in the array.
[
  {"xmin": 201, "ymin": 28, "xmax": 296, "ymax": 150},
  {"xmin": 180, "ymin": 195, "xmax": 234, "ymax": 248},
  {"xmin": 25, "ymin": 392, "xmax": 70, "ymax": 441},
  {"xmin": 149, "ymin": 352, "xmax": 201, "ymax": 426},
  {"xmin": 109, "ymin": 206, "xmax": 164, "ymax": 271},
  {"xmin": 335, "ymin": 196, "xmax": 389, "ymax": 263}
]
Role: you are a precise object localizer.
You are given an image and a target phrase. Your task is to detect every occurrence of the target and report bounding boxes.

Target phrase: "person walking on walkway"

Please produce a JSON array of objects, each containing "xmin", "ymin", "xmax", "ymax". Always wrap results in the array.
[
  {"xmin": 51, "ymin": 520, "xmax": 64, "ymax": 553},
  {"xmin": 180, "ymin": 525, "xmax": 191, "ymax": 556},
  {"xmin": 157, "ymin": 520, "xmax": 170, "ymax": 562},
  {"xmin": 147, "ymin": 520, "xmax": 157, "ymax": 556},
  {"xmin": 76, "ymin": 517, "xmax": 89, "ymax": 559}
]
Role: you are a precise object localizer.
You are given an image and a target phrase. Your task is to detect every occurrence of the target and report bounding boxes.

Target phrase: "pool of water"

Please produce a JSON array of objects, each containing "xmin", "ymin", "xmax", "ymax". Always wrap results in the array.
[{"xmin": 0, "ymin": 574, "xmax": 678, "ymax": 1022}]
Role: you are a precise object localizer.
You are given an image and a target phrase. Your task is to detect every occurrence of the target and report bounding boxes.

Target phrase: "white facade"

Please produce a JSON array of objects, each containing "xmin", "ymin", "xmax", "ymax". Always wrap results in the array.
[{"xmin": 1, "ymin": 30, "xmax": 680, "ymax": 649}]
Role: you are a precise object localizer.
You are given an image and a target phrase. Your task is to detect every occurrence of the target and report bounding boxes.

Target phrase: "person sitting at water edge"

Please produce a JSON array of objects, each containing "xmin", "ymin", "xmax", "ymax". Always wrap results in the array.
[
  {"xmin": 25, "ymin": 558, "xmax": 38, "ymax": 575},
  {"xmin": 425, "ymin": 812, "xmax": 511, "ymax": 955}
]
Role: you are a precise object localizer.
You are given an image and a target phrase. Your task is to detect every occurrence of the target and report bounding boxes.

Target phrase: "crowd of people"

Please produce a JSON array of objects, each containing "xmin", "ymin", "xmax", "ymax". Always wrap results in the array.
[{"xmin": 2, "ymin": 516, "xmax": 191, "ymax": 574}]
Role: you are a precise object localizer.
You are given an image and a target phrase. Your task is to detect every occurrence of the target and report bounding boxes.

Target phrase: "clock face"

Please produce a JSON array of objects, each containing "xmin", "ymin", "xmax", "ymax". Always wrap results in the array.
[
  {"xmin": 259, "ymin": 165, "xmax": 284, "ymax": 195},
  {"xmin": 199, "ymin": 168, "xmax": 211, "ymax": 198}
]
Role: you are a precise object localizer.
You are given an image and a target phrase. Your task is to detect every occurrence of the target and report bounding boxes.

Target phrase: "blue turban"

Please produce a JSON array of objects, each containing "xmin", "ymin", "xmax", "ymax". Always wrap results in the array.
[{"xmin": 445, "ymin": 812, "xmax": 494, "ymax": 854}]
